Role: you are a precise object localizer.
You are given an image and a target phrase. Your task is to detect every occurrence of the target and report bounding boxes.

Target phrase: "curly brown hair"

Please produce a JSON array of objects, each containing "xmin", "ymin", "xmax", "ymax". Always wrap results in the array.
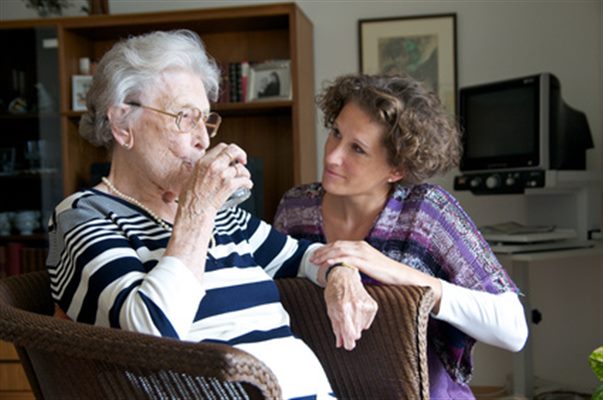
[{"xmin": 317, "ymin": 74, "xmax": 462, "ymax": 184}]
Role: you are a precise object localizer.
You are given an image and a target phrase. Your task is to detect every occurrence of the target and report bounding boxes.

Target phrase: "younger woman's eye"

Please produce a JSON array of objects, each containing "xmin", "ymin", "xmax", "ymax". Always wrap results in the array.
[
  {"xmin": 330, "ymin": 128, "xmax": 342, "ymax": 139},
  {"xmin": 352, "ymin": 144, "xmax": 366, "ymax": 155}
]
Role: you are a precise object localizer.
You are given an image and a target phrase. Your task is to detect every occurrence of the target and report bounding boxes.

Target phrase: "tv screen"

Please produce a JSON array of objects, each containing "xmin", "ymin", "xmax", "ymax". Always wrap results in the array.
[
  {"xmin": 464, "ymin": 86, "xmax": 537, "ymax": 159},
  {"xmin": 460, "ymin": 75, "xmax": 542, "ymax": 171}
]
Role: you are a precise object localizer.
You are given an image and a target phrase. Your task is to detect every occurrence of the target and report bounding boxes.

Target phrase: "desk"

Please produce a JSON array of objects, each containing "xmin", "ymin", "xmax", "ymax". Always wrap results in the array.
[{"xmin": 497, "ymin": 244, "xmax": 603, "ymax": 398}]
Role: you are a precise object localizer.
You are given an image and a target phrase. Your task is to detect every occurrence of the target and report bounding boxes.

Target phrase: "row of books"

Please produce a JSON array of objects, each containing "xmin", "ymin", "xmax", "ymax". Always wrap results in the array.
[
  {"xmin": 218, "ymin": 61, "xmax": 250, "ymax": 103},
  {"xmin": 217, "ymin": 60, "xmax": 292, "ymax": 103},
  {"xmin": 0, "ymin": 243, "xmax": 47, "ymax": 277}
]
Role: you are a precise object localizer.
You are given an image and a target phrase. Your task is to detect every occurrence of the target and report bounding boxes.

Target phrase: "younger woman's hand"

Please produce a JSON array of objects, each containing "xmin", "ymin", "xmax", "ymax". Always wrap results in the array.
[
  {"xmin": 313, "ymin": 240, "xmax": 443, "ymax": 312},
  {"xmin": 311, "ymin": 240, "xmax": 398, "ymax": 282}
]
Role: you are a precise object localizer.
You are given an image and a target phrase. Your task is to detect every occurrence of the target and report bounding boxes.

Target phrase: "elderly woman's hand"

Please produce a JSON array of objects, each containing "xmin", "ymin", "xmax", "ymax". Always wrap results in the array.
[
  {"xmin": 178, "ymin": 142, "xmax": 253, "ymax": 214},
  {"xmin": 166, "ymin": 143, "xmax": 252, "ymax": 277},
  {"xmin": 323, "ymin": 267, "xmax": 378, "ymax": 350}
]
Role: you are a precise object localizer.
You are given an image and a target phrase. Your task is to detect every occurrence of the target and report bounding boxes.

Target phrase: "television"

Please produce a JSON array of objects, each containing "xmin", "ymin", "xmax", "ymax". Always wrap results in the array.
[{"xmin": 454, "ymin": 73, "xmax": 594, "ymax": 194}]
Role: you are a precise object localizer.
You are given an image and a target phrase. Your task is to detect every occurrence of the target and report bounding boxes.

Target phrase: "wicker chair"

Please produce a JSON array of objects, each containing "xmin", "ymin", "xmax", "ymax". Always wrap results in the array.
[{"xmin": 0, "ymin": 271, "xmax": 434, "ymax": 399}]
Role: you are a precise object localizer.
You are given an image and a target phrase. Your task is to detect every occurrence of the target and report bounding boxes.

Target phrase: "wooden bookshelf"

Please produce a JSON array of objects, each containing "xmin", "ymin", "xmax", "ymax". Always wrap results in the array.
[{"xmin": 1, "ymin": 2, "xmax": 316, "ymax": 221}]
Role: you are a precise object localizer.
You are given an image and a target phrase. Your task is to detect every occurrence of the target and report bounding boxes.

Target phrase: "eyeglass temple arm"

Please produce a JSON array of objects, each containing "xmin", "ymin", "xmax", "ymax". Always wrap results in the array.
[{"xmin": 125, "ymin": 102, "xmax": 179, "ymax": 118}]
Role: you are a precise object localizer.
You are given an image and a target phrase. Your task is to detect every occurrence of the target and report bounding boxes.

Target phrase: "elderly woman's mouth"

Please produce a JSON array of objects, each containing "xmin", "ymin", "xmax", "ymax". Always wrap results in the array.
[{"xmin": 183, "ymin": 159, "xmax": 198, "ymax": 170}]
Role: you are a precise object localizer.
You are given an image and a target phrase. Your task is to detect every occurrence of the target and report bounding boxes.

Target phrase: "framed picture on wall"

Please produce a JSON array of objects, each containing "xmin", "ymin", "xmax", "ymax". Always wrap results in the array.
[
  {"xmin": 71, "ymin": 75, "xmax": 93, "ymax": 111},
  {"xmin": 359, "ymin": 13, "xmax": 457, "ymax": 115},
  {"xmin": 247, "ymin": 60, "xmax": 292, "ymax": 102}
]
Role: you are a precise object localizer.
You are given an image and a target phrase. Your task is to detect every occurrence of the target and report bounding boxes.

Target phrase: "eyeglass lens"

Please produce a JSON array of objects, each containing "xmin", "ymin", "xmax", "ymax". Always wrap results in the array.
[
  {"xmin": 175, "ymin": 108, "xmax": 200, "ymax": 133},
  {"xmin": 205, "ymin": 112, "xmax": 221, "ymax": 138}
]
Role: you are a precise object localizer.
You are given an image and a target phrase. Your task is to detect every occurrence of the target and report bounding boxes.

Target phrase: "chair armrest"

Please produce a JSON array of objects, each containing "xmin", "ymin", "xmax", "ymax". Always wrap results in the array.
[
  {"xmin": 276, "ymin": 278, "xmax": 434, "ymax": 400},
  {"xmin": 0, "ymin": 272, "xmax": 281, "ymax": 399}
]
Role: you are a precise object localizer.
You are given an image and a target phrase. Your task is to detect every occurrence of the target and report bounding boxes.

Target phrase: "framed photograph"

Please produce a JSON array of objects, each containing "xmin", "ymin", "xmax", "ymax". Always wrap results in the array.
[
  {"xmin": 247, "ymin": 60, "xmax": 292, "ymax": 102},
  {"xmin": 71, "ymin": 75, "xmax": 93, "ymax": 111},
  {"xmin": 359, "ymin": 14, "xmax": 457, "ymax": 115}
]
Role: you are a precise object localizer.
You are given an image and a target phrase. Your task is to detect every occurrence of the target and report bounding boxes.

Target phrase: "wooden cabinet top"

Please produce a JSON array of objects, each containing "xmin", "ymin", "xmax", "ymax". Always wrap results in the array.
[{"xmin": 0, "ymin": 3, "xmax": 310, "ymax": 31}]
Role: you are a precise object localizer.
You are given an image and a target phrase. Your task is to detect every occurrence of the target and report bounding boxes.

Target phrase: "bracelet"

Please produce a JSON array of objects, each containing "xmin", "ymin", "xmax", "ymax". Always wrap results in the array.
[{"xmin": 325, "ymin": 262, "xmax": 358, "ymax": 281}]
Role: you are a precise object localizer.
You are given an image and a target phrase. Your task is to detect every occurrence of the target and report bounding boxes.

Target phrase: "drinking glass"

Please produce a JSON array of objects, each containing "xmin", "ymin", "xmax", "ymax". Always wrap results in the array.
[{"xmin": 221, "ymin": 187, "xmax": 251, "ymax": 210}]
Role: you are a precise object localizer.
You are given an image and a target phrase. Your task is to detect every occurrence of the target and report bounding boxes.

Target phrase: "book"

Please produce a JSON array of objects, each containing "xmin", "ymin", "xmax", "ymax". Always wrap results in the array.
[
  {"xmin": 228, "ymin": 62, "xmax": 240, "ymax": 102},
  {"xmin": 0, "ymin": 245, "xmax": 6, "ymax": 278},
  {"xmin": 240, "ymin": 61, "xmax": 249, "ymax": 103},
  {"xmin": 5, "ymin": 242, "xmax": 22, "ymax": 276},
  {"xmin": 217, "ymin": 62, "xmax": 230, "ymax": 103},
  {"xmin": 20, "ymin": 246, "xmax": 48, "ymax": 274}
]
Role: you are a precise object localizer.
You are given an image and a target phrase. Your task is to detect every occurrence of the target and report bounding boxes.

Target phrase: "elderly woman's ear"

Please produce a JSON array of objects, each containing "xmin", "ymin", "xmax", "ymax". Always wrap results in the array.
[{"xmin": 107, "ymin": 104, "xmax": 134, "ymax": 149}]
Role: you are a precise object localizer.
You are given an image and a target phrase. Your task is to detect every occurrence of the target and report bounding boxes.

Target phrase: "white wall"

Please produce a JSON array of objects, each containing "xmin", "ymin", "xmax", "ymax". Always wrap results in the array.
[{"xmin": 2, "ymin": 0, "xmax": 602, "ymax": 392}]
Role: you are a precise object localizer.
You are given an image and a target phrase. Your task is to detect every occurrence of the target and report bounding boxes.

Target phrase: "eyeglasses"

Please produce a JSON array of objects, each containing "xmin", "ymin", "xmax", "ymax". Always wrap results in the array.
[{"xmin": 126, "ymin": 102, "xmax": 221, "ymax": 137}]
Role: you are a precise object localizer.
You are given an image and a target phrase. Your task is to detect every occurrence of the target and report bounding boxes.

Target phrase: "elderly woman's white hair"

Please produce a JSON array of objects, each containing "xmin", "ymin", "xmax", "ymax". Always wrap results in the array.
[{"xmin": 79, "ymin": 29, "xmax": 220, "ymax": 148}]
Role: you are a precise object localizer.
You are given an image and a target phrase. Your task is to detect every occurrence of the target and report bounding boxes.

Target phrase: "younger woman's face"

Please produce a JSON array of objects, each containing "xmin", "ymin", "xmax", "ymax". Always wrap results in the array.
[{"xmin": 322, "ymin": 101, "xmax": 400, "ymax": 198}]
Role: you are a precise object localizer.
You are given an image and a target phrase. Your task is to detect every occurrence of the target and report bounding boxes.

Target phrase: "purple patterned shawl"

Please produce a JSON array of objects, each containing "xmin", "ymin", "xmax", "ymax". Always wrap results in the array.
[{"xmin": 274, "ymin": 182, "xmax": 518, "ymax": 394}]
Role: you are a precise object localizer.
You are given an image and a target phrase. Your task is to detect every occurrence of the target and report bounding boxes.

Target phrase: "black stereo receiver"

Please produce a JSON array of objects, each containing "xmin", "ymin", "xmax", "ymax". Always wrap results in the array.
[{"xmin": 454, "ymin": 170, "xmax": 546, "ymax": 194}]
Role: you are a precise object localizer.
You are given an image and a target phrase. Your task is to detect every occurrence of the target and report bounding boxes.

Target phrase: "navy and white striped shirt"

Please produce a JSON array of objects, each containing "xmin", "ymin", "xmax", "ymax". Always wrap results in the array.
[{"xmin": 47, "ymin": 189, "xmax": 334, "ymax": 399}]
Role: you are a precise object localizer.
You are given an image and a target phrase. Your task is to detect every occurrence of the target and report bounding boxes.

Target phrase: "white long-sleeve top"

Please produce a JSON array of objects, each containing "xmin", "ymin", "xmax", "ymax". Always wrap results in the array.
[{"xmin": 434, "ymin": 280, "xmax": 528, "ymax": 352}]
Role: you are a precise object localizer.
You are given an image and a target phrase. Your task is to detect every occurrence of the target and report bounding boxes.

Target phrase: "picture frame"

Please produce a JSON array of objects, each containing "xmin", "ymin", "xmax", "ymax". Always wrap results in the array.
[
  {"xmin": 359, "ymin": 13, "xmax": 457, "ymax": 115},
  {"xmin": 71, "ymin": 75, "xmax": 93, "ymax": 111},
  {"xmin": 247, "ymin": 60, "xmax": 292, "ymax": 102}
]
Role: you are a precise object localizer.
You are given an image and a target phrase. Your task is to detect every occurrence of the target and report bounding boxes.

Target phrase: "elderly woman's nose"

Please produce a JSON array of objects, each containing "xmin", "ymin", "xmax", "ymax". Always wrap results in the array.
[{"xmin": 192, "ymin": 124, "xmax": 210, "ymax": 149}]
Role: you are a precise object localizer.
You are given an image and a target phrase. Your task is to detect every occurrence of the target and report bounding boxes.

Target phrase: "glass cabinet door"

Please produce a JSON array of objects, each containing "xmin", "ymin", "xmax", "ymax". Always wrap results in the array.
[{"xmin": 0, "ymin": 26, "xmax": 61, "ymax": 272}]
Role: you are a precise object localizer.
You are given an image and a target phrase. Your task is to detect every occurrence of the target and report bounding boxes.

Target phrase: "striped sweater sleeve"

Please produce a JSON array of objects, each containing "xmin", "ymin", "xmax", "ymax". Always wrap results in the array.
[
  {"xmin": 242, "ymin": 211, "xmax": 321, "ymax": 284},
  {"xmin": 47, "ymin": 195, "xmax": 204, "ymax": 339}
]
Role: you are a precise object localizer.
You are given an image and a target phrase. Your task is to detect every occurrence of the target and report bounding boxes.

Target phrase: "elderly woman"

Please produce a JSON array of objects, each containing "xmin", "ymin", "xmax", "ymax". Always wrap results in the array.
[
  {"xmin": 274, "ymin": 74, "xmax": 528, "ymax": 399},
  {"xmin": 46, "ymin": 30, "xmax": 376, "ymax": 399}
]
